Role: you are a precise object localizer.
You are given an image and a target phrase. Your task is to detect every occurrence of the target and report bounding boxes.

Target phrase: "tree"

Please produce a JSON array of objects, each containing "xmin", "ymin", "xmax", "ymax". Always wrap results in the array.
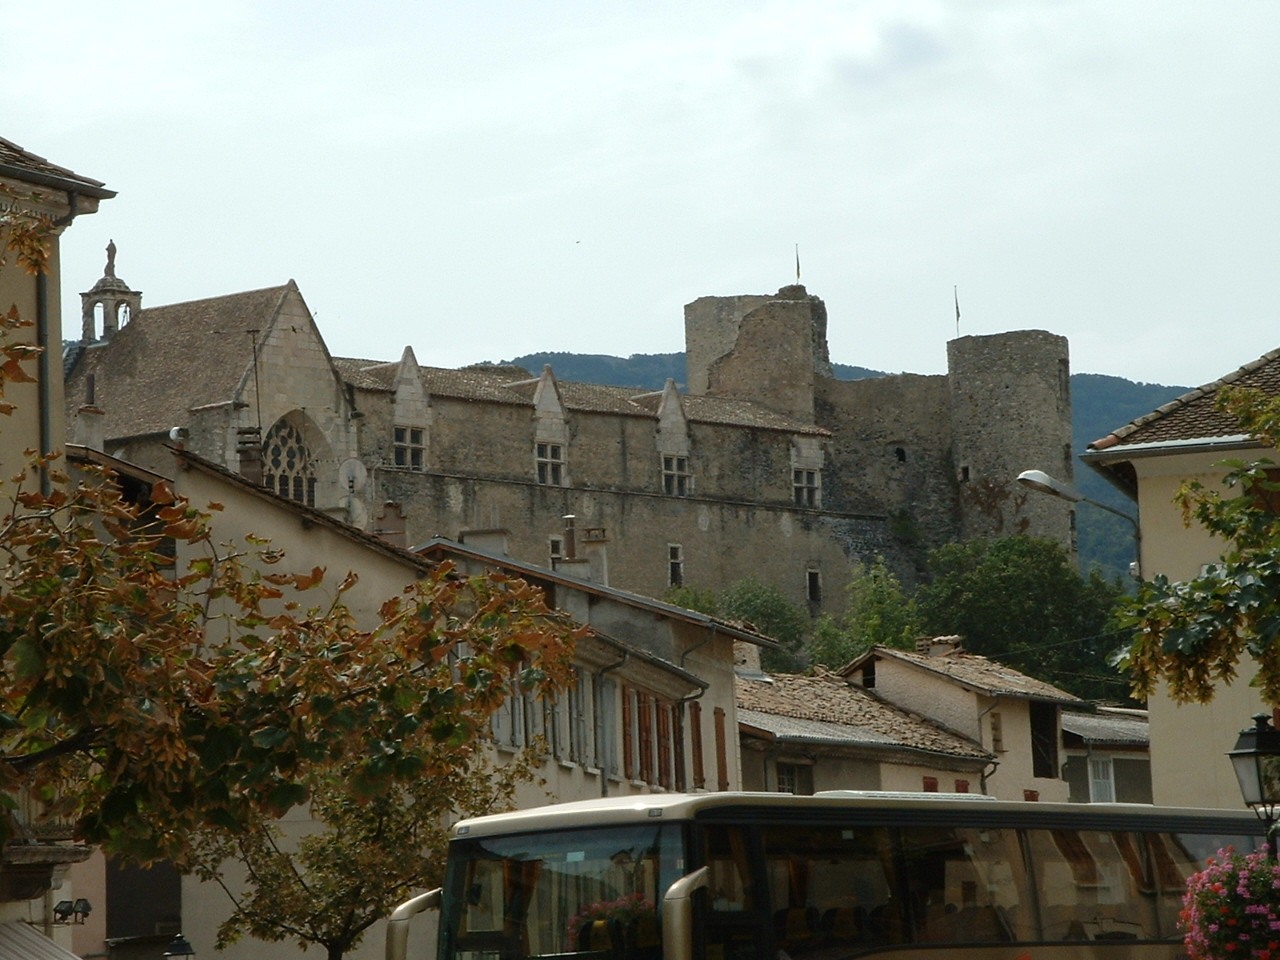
[
  {"xmin": 1119, "ymin": 387, "xmax": 1280, "ymax": 706},
  {"xmin": 665, "ymin": 579, "xmax": 809, "ymax": 671},
  {"xmin": 0, "ymin": 212, "xmax": 580, "ymax": 864},
  {"xmin": 807, "ymin": 559, "xmax": 920, "ymax": 668},
  {"xmin": 191, "ymin": 734, "xmax": 546, "ymax": 960},
  {"xmin": 915, "ymin": 536, "xmax": 1128, "ymax": 701}
]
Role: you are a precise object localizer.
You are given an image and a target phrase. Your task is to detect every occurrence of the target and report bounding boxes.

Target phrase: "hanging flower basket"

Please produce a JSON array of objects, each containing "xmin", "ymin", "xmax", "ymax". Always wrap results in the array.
[{"xmin": 1182, "ymin": 846, "xmax": 1280, "ymax": 959}]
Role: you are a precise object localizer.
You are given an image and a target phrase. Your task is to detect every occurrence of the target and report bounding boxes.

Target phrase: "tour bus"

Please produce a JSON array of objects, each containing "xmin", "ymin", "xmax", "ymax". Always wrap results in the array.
[{"xmin": 386, "ymin": 791, "xmax": 1263, "ymax": 960}]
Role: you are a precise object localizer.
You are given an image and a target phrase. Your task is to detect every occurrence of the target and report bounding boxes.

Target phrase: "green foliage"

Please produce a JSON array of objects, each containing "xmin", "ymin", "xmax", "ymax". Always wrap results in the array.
[
  {"xmin": 916, "ymin": 537, "xmax": 1129, "ymax": 701},
  {"xmin": 719, "ymin": 579, "xmax": 810, "ymax": 672},
  {"xmin": 806, "ymin": 559, "xmax": 920, "ymax": 669},
  {"xmin": 1119, "ymin": 387, "xmax": 1280, "ymax": 706}
]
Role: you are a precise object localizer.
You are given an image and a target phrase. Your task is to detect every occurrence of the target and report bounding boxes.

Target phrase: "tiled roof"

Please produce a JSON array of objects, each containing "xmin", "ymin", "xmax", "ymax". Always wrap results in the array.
[
  {"xmin": 0, "ymin": 135, "xmax": 112, "ymax": 195},
  {"xmin": 1061, "ymin": 709, "xmax": 1148, "ymax": 747},
  {"xmin": 1090, "ymin": 347, "xmax": 1280, "ymax": 451},
  {"xmin": 852, "ymin": 643, "xmax": 1082, "ymax": 704},
  {"xmin": 65, "ymin": 285, "xmax": 290, "ymax": 439},
  {"xmin": 735, "ymin": 671, "xmax": 990, "ymax": 760},
  {"xmin": 335, "ymin": 356, "xmax": 829, "ymax": 434}
]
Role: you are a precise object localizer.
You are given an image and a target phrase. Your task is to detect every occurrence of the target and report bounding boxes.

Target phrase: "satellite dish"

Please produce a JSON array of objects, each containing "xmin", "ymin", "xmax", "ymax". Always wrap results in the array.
[{"xmin": 338, "ymin": 458, "xmax": 367, "ymax": 493}]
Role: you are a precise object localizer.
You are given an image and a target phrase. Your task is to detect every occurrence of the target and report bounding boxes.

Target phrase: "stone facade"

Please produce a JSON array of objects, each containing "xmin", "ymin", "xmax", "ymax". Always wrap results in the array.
[{"xmin": 65, "ymin": 270, "xmax": 1074, "ymax": 614}]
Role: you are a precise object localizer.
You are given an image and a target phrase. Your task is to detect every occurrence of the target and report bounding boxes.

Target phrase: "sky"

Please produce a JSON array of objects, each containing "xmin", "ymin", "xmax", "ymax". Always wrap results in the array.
[{"xmin": 5, "ymin": 1, "xmax": 1279, "ymax": 388}]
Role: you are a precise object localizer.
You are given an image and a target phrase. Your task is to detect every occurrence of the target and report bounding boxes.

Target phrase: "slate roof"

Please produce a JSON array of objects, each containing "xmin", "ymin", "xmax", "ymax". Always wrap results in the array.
[
  {"xmin": 735, "ymin": 671, "xmax": 990, "ymax": 761},
  {"xmin": 0, "ymin": 136, "xmax": 113, "ymax": 197},
  {"xmin": 848, "ymin": 643, "xmax": 1082, "ymax": 705},
  {"xmin": 1089, "ymin": 347, "xmax": 1280, "ymax": 452},
  {"xmin": 334, "ymin": 357, "xmax": 830, "ymax": 434},
  {"xmin": 65, "ymin": 284, "xmax": 291, "ymax": 439},
  {"xmin": 1061, "ymin": 709, "xmax": 1149, "ymax": 747}
]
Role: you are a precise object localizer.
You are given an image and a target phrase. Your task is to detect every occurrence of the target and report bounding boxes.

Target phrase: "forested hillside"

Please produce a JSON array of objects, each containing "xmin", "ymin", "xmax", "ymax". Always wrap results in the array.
[{"xmin": 501, "ymin": 352, "xmax": 1190, "ymax": 579}]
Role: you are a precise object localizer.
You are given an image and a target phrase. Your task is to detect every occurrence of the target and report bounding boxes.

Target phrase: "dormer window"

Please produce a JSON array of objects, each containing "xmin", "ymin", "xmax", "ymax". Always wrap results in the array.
[
  {"xmin": 536, "ymin": 442, "xmax": 565, "ymax": 485},
  {"xmin": 393, "ymin": 426, "xmax": 425, "ymax": 471},
  {"xmin": 662, "ymin": 455, "xmax": 691, "ymax": 496}
]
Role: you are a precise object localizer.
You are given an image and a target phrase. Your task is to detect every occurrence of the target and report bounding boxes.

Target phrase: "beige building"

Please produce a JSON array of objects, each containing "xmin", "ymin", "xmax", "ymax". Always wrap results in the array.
[
  {"xmin": 735, "ymin": 669, "xmax": 993, "ymax": 795},
  {"xmin": 0, "ymin": 137, "xmax": 111, "ymax": 958},
  {"xmin": 61, "ymin": 444, "xmax": 769, "ymax": 960},
  {"xmin": 841, "ymin": 639, "xmax": 1082, "ymax": 802},
  {"xmin": 65, "ymin": 265, "xmax": 1077, "ymax": 616},
  {"xmin": 1083, "ymin": 348, "xmax": 1280, "ymax": 810}
]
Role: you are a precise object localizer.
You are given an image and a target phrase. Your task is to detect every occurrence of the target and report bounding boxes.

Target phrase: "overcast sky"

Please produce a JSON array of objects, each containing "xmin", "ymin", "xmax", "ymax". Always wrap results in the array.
[{"xmin": 6, "ymin": 1, "xmax": 1278, "ymax": 388}]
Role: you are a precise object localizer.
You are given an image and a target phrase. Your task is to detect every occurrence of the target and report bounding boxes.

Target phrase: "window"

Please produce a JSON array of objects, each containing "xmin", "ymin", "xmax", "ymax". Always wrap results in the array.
[
  {"xmin": 990, "ymin": 711, "xmax": 1004, "ymax": 752},
  {"xmin": 662, "ymin": 455, "xmax": 691, "ymax": 496},
  {"xmin": 535, "ymin": 442, "xmax": 564, "ymax": 485},
  {"xmin": 668, "ymin": 544, "xmax": 684, "ymax": 588},
  {"xmin": 776, "ymin": 762, "xmax": 813, "ymax": 795},
  {"xmin": 806, "ymin": 568, "xmax": 822, "ymax": 603},
  {"xmin": 263, "ymin": 418, "xmax": 316, "ymax": 506},
  {"xmin": 548, "ymin": 537, "xmax": 564, "ymax": 563},
  {"xmin": 793, "ymin": 468, "xmax": 820, "ymax": 507},
  {"xmin": 392, "ymin": 426, "xmax": 425, "ymax": 470},
  {"xmin": 1030, "ymin": 701, "xmax": 1059, "ymax": 778},
  {"xmin": 1089, "ymin": 756, "xmax": 1115, "ymax": 802}
]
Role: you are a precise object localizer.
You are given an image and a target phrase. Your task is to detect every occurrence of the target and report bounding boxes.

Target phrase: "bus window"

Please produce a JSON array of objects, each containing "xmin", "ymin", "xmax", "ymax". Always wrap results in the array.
[
  {"xmin": 442, "ymin": 825, "xmax": 680, "ymax": 960},
  {"xmin": 1025, "ymin": 829, "xmax": 1158, "ymax": 942},
  {"xmin": 760, "ymin": 824, "xmax": 901, "ymax": 953},
  {"xmin": 1148, "ymin": 830, "xmax": 1255, "ymax": 939},
  {"xmin": 703, "ymin": 826, "xmax": 764, "ymax": 960},
  {"xmin": 899, "ymin": 825, "xmax": 1023, "ymax": 944}
]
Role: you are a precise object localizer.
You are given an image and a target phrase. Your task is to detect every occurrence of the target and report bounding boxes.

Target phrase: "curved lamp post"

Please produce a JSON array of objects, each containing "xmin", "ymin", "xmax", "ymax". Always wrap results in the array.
[
  {"xmin": 1015, "ymin": 469, "xmax": 1142, "ymax": 579},
  {"xmin": 1229, "ymin": 713, "xmax": 1280, "ymax": 853}
]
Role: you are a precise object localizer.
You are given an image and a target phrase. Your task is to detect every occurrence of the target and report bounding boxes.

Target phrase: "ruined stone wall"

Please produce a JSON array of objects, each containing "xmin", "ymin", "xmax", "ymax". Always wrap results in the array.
[
  {"xmin": 684, "ymin": 293, "xmax": 772, "ymax": 395},
  {"xmin": 374, "ymin": 468, "xmax": 885, "ymax": 613},
  {"xmin": 947, "ymin": 331, "xmax": 1074, "ymax": 546},
  {"xmin": 815, "ymin": 373, "xmax": 957, "ymax": 579}
]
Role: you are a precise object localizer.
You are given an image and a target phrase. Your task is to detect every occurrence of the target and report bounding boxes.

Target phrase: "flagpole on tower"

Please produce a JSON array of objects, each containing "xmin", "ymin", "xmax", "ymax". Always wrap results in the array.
[
  {"xmin": 954, "ymin": 285, "xmax": 961, "ymax": 338},
  {"xmin": 795, "ymin": 244, "xmax": 801, "ymax": 284}
]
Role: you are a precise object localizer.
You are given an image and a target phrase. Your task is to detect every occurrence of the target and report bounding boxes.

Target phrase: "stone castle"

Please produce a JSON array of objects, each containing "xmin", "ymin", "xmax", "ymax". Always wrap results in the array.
[{"xmin": 66, "ymin": 255, "xmax": 1074, "ymax": 614}]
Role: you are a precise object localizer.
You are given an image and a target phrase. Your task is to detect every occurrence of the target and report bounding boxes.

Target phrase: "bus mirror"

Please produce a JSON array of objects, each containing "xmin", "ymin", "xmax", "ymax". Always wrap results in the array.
[
  {"xmin": 386, "ymin": 888, "xmax": 442, "ymax": 960},
  {"xmin": 663, "ymin": 867, "xmax": 710, "ymax": 960}
]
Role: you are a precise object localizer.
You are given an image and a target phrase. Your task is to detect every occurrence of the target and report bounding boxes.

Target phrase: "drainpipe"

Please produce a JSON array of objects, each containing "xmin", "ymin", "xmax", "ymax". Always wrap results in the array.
[
  {"xmin": 594, "ymin": 652, "xmax": 628, "ymax": 797},
  {"xmin": 34, "ymin": 192, "xmax": 82, "ymax": 494}
]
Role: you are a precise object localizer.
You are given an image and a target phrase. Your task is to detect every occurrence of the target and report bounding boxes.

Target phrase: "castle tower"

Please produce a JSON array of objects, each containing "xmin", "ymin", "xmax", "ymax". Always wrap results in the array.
[
  {"xmin": 684, "ymin": 284, "xmax": 833, "ymax": 421},
  {"xmin": 80, "ymin": 239, "xmax": 141, "ymax": 342},
  {"xmin": 947, "ymin": 330, "xmax": 1075, "ymax": 549}
]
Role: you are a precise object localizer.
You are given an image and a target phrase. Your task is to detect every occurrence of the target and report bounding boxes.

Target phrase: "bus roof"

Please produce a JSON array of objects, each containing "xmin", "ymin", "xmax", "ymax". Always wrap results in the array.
[{"xmin": 450, "ymin": 791, "xmax": 1262, "ymax": 840}]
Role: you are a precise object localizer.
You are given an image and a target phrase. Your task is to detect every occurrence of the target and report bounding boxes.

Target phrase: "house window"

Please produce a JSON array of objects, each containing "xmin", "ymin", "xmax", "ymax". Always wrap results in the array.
[
  {"xmin": 1089, "ymin": 756, "xmax": 1115, "ymax": 802},
  {"xmin": 793, "ymin": 469, "xmax": 820, "ymax": 507},
  {"xmin": 1030, "ymin": 701, "xmax": 1059, "ymax": 778},
  {"xmin": 263, "ymin": 418, "xmax": 316, "ymax": 507},
  {"xmin": 990, "ymin": 711, "xmax": 1005, "ymax": 752},
  {"xmin": 392, "ymin": 426, "xmax": 425, "ymax": 470},
  {"xmin": 806, "ymin": 569, "xmax": 822, "ymax": 603},
  {"xmin": 536, "ymin": 442, "xmax": 564, "ymax": 485},
  {"xmin": 549, "ymin": 537, "xmax": 564, "ymax": 563},
  {"xmin": 668, "ymin": 544, "xmax": 684, "ymax": 588},
  {"xmin": 776, "ymin": 763, "xmax": 813, "ymax": 796},
  {"xmin": 860, "ymin": 661, "xmax": 876, "ymax": 689},
  {"xmin": 662, "ymin": 455, "xmax": 691, "ymax": 496}
]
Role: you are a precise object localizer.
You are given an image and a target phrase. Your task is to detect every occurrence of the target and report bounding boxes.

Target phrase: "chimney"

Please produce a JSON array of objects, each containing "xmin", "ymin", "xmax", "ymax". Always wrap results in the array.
[
  {"xmin": 236, "ymin": 427, "xmax": 263, "ymax": 485},
  {"xmin": 74, "ymin": 374, "xmax": 105, "ymax": 450},
  {"xmin": 915, "ymin": 636, "xmax": 963, "ymax": 658},
  {"xmin": 555, "ymin": 515, "xmax": 605, "ymax": 583}
]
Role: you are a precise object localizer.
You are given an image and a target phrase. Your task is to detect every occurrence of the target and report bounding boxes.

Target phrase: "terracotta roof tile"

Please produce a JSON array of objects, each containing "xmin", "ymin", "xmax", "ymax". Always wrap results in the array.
[
  {"xmin": 335, "ymin": 357, "xmax": 829, "ymax": 433},
  {"xmin": 735, "ymin": 671, "xmax": 990, "ymax": 760},
  {"xmin": 1090, "ymin": 347, "xmax": 1280, "ymax": 450},
  {"xmin": 66, "ymin": 285, "xmax": 290, "ymax": 439},
  {"xmin": 0, "ymin": 136, "xmax": 111, "ymax": 193},
  {"xmin": 854, "ymin": 644, "xmax": 1082, "ymax": 704}
]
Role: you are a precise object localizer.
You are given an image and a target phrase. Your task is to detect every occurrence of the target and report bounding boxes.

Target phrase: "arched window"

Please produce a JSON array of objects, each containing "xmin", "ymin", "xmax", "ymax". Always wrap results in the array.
[{"xmin": 263, "ymin": 418, "xmax": 316, "ymax": 506}]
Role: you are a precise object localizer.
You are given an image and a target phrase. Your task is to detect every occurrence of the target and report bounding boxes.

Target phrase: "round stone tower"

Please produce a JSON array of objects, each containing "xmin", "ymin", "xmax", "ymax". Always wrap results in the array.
[{"xmin": 947, "ymin": 330, "xmax": 1075, "ymax": 551}]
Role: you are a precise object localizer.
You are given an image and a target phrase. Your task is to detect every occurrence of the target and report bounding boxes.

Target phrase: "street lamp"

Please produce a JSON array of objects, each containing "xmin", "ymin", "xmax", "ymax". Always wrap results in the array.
[
  {"xmin": 1015, "ymin": 469, "xmax": 1142, "ymax": 578},
  {"xmin": 1229, "ymin": 713, "xmax": 1280, "ymax": 851},
  {"xmin": 163, "ymin": 934, "xmax": 196, "ymax": 958}
]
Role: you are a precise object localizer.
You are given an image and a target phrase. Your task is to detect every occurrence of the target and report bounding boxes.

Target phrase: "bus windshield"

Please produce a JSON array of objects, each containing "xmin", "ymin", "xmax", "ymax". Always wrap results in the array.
[{"xmin": 441, "ymin": 824, "xmax": 684, "ymax": 960}]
